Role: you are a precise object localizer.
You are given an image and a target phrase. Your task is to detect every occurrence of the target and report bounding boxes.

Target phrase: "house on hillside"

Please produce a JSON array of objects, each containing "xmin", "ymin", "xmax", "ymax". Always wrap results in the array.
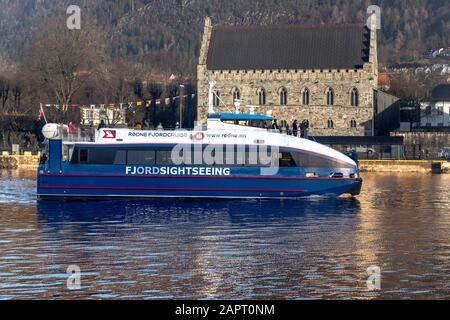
[{"xmin": 419, "ymin": 84, "xmax": 450, "ymax": 129}]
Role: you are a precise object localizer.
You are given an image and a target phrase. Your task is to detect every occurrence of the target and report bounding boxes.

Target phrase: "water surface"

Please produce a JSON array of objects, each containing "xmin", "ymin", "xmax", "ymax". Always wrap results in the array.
[{"xmin": 0, "ymin": 170, "xmax": 449, "ymax": 299}]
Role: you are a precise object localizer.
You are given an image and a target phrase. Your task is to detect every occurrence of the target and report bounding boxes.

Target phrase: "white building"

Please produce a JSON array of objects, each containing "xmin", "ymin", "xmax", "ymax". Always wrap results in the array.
[
  {"xmin": 81, "ymin": 105, "xmax": 127, "ymax": 127},
  {"xmin": 419, "ymin": 84, "xmax": 450, "ymax": 128}
]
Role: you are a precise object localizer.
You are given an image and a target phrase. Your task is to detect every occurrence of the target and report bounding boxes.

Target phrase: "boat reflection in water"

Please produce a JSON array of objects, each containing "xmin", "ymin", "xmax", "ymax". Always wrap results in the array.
[
  {"xmin": 37, "ymin": 197, "xmax": 362, "ymax": 229},
  {"xmin": 35, "ymin": 198, "xmax": 366, "ymax": 299}
]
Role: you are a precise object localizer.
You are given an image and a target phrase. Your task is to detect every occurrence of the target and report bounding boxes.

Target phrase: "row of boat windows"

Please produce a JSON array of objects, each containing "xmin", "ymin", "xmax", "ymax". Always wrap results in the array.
[
  {"xmin": 70, "ymin": 147, "xmax": 354, "ymax": 168},
  {"xmin": 214, "ymin": 87, "xmax": 359, "ymax": 107}
]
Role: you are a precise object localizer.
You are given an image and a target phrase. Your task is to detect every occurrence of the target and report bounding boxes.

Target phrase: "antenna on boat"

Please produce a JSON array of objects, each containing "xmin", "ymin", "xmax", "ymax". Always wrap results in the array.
[{"xmin": 207, "ymin": 81, "xmax": 231, "ymax": 114}]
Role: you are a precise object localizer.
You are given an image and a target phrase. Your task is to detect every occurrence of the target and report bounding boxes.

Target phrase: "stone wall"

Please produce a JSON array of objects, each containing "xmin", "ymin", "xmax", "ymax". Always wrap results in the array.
[{"xmin": 197, "ymin": 66, "xmax": 376, "ymax": 136}]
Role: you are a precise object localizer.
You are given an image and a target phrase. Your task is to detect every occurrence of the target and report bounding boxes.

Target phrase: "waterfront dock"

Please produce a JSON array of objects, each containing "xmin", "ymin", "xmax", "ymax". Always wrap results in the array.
[{"xmin": 358, "ymin": 160, "xmax": 450, "ymax": 173}]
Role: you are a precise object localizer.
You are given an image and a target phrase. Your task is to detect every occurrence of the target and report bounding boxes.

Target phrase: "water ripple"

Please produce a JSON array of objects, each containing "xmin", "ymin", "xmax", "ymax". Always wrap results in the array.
[{"xmin": 0, "ymin": 171, "xmax": 449, "ymax": 299}]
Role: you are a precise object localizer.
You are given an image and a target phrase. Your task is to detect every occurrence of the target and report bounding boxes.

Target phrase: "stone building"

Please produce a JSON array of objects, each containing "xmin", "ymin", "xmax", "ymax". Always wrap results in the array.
[
  {"xmin": 197, "ymin": 15, "xmax": 379, "ymax": 136},
  {"xmin": 80, "ymin": 105, "xmax": 127, "ymax": 127}
]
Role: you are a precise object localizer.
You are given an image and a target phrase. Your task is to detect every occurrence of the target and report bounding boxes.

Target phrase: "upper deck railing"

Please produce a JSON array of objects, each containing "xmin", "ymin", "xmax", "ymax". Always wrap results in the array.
[{"xmin": 57, "ymin": 125, "xmax": 97, "ymax": 143}]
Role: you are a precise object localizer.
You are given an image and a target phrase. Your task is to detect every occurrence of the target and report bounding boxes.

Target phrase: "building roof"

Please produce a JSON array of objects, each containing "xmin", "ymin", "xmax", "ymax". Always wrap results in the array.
[
  {"xmin": 206, "ymin": 24, "xmax": 370, "ymax": 71},
  {"xmin": 431, "ymin": 84, "xmax": 450, "ymax": 101}
]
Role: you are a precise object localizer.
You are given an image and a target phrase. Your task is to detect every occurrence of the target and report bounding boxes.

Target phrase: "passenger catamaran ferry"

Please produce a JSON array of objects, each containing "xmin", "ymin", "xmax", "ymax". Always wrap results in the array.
[{"xmin": 37, "ymin": 84, "xmax": 362, "ymax": 199}]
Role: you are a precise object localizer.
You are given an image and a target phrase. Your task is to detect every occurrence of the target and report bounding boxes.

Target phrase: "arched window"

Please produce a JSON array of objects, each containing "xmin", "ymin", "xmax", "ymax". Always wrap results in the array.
[
  {"xmin": 279, "ymin": 87, "xmax": 288, "ymax": 106},
  {"xmin": 326, "ymin": 88, "xmax": 334, "ymax": 106},
  {"xmin": 213, "ymin": 91, "xmax": 220, "ymax": 107},
  {"xmin": 232, "ymin": 87, "xmax": 241, "ymax": 102},
  {"xmin": 350, "ymin": 88, "xmax": 359, "ymax": 107},
  {"xmin": 302, "ymin": 88, "xmax": 310, "ymax": 105},
  {"xmin": 257, "ymin": 88, "xmax": 266, "ymax": 105},
  {"xmin": 327, "ymin": 119, "xmax": 334, "ymax": 129},
  {"xmin": 350, "ymin": 119, "xmax": 357, "ymax": 128}
]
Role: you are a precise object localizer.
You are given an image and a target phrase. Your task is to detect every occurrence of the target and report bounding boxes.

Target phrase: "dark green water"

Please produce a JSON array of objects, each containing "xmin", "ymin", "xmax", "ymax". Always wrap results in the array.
[{"xmin": 0, "ymin": 170, "xmax": 449, "ymax": 299}]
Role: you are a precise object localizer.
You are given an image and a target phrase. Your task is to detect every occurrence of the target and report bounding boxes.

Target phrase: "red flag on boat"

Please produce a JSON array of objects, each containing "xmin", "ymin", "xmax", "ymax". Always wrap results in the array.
[{"xmin": 37, "ymin": 104, "xmax": 43, "ymax": 121}]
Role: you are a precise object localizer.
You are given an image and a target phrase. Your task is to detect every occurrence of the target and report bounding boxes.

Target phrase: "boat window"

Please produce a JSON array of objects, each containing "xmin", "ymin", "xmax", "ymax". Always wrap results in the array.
[
  {"xmin": 178, "ymin": 145, "xmax": 274, "ymax": 167},
  {"xmin": 128, "ymin": 150, "xmax": 156, "ymax": 165},
  {"xmin": 291, "ymin": 151, "xmax": 354, "ymax": 169},
  {"xmin": 156, "ymin": 150, "xmax": 173, "ymax": 165},
  {"xmin": 88, "ymin": 149, "xmax": 117, "ymax": 165},
  {"xmin": 114, "ymin": 150, "xmax": 127, "ymax": 165},
  {"xmin": 79, "ymin": 149, "xmax": 88, "ymax": 164},
  {"xmin": 232, "ymin": 146, "xmax": 272, "ymax": 167},
  {"xmin": 68, "ymin": 146, "xmax": 353, "ymax": 169},
  {"xmin": 279, "ymin": 152, "xmax": 296, "ymax": 167}
]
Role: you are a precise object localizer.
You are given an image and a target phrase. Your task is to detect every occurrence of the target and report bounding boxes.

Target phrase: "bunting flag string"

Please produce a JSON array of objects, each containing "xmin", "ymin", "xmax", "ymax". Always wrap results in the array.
[{"xmin": 40, "ymin": 94, "xmax": 196, "ymax": 113}]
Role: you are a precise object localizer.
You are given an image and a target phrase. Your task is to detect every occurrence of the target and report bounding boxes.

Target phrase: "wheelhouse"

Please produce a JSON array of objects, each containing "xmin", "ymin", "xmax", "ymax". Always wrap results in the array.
[{"xmin": 208, "ymin": 113, "xmax": 273, "ymax": 129}]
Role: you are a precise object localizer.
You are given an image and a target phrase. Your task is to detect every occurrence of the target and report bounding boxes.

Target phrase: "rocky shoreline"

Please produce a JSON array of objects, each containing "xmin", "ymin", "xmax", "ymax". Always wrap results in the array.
[
  {"xmin": 0, "ymin": 153, "xmax": 40, "ymax": 170},
  {"xmin": 0, "ymin": 157, "xmax": 19, "ymax": 170}
]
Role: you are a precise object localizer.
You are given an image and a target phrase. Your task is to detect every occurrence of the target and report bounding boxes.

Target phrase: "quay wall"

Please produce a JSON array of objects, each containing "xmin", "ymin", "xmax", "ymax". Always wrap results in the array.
[
  {"xmin": 359, "ymin": 160, "xmax": 448, "ymax": 173},
  {"xmin": 392, "ymin": 132, "xmax": 450, "ymax": 158},
  {"xmin": 0, "ymin": 152, "xmax": 40, "ymax": 169}
]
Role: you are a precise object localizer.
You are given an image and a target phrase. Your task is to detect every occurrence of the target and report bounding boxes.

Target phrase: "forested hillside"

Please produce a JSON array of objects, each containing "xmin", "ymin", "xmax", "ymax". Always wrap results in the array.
[
  {"xmin": 0, "ymin": 0, "xmax": 449, "ymax": 73},
  {"xmin": 0, "ymin": 0, "xmax": 448, "ymax": 149}
]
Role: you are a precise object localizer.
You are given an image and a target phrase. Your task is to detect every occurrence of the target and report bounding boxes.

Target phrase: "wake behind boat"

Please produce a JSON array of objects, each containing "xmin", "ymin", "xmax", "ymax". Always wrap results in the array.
[{"xmin": 37, "ymin": 83, "xmax": 362, "ymax": 200}]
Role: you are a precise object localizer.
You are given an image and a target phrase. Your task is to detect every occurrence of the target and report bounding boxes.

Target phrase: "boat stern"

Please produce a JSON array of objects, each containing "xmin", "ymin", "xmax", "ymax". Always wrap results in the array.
[{"xmin": 346, "ymin": 177, "xmax": 363, "ymax": 196}]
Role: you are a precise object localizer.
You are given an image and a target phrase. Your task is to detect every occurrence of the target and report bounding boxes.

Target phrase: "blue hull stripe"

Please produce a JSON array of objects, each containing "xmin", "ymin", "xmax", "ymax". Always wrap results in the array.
[
  {"xmin": 38, "ymin": 173, "xmax": 354, "ymax": 181},
  {"xmin": 38, "ymin": 176, "xmax": 362, "ymax": 198}
]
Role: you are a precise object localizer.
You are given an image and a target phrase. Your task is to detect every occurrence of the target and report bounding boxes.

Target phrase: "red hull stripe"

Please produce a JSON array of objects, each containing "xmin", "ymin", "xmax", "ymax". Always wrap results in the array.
[
  {"xmin": 38, "ymin": 186, "xmax": 306, "ymax": 193},
  {"xmin": 39, "ymin": 173, "xmax": 354, "ymax": 181}
]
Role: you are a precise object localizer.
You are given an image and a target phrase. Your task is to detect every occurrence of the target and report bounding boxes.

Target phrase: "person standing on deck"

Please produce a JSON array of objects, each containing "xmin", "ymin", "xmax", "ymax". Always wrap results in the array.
[
  {"xmin": 88, "ymin": 121, "xmax": 96, "ymax": 142},
  {"xmin": 98, "ymin": 120, "xmax": 106, "ymax": 130},
  {"xmin": 271, "ymin": 119, "xmax": 279, "ymax": 131},
  {"xmin": 292, "ymin": 120, "xmax": 298, "ymax": 137}
]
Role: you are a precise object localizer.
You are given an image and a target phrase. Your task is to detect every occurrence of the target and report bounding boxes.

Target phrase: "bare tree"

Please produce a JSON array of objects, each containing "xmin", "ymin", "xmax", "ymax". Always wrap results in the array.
[
  {"xmin": 21, "ymin": 14, "xmax": 108, "ymax": 107},
  {"xmin": 95, "ymin": 58, "xmax": 138, "ymax": 103},
  {"xmin": 100, "ymin": 108, "xmax": 127, "ymax": 127}
]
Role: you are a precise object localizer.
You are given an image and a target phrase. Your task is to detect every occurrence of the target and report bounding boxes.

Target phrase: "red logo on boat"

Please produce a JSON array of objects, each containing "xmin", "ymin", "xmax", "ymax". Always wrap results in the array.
[
  {"xmin": 190, "ymin": 132, "xmax": 205, "ymax": 142},
  {"xmin": 103, "ymin": 130, "xmax": 116, "ymax": 139}
]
